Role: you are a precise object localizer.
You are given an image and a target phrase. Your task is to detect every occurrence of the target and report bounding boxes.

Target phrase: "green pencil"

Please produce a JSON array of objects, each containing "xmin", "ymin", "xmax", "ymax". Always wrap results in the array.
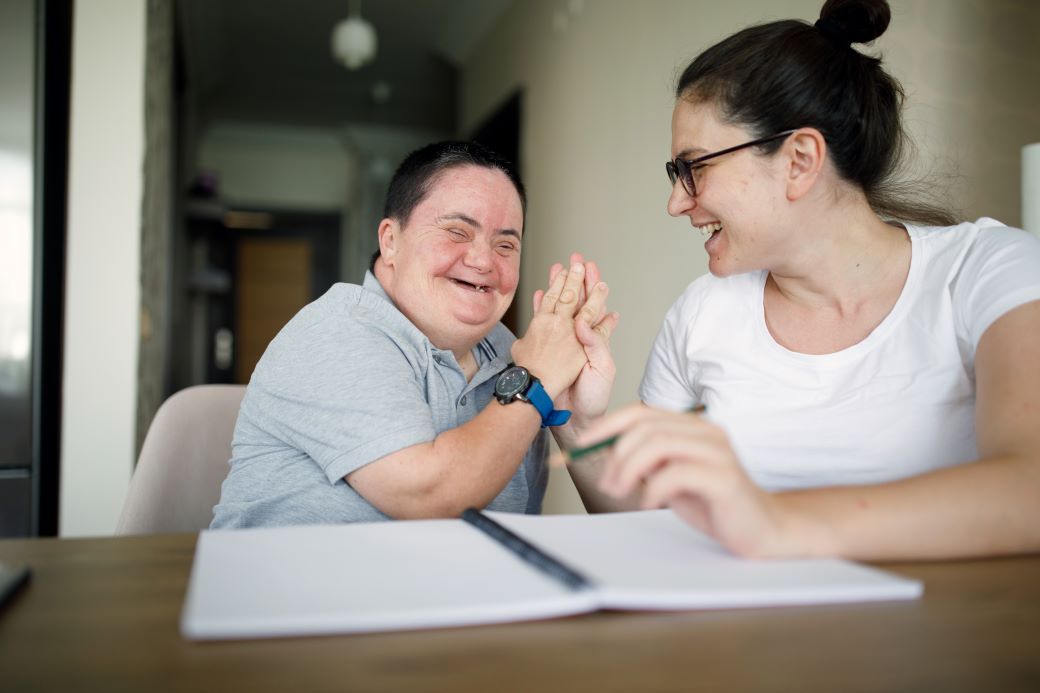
[{"xmin": 563, "ymin": 404, "xmax": 706, "ymax": 463}]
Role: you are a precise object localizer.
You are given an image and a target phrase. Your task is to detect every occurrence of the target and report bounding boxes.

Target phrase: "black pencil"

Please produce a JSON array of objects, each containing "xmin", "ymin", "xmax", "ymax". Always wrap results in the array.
[{"xmin": 461, "ymin": 508, "xmax": 591, "ymax": 591}]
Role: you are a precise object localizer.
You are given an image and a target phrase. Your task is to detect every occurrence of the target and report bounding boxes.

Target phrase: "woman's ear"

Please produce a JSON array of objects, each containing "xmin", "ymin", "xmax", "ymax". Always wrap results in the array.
[
  {"xmin": 377, "ymin": 218, "xmax": 398, "ymax": 264},
  {"xmin": 785, "ymin": 128, "xmax": 827, "ymax": 201}
]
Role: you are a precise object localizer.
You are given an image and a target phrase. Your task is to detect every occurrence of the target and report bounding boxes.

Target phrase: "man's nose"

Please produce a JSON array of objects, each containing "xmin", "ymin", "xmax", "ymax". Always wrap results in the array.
[{"xmin": 464, "ymin": 240, "xmax": 494, "ymax": 270}]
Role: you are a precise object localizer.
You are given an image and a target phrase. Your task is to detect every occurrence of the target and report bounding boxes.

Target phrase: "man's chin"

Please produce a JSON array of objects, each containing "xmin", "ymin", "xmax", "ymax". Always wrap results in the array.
[{"xmin": 452, "ymin": 311, "xmax": 503, "ymax": 330}]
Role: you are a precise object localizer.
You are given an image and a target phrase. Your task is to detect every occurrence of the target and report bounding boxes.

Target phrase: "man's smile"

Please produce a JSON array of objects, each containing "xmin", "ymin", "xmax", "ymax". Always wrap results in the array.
[{"xmin": 449, "ymin": 277, "xmax": 491, "ymax": 293}]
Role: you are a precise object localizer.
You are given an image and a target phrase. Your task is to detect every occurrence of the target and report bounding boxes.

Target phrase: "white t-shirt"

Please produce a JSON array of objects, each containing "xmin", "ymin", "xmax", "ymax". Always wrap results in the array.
[{"xmin": 639, "ymin": 219, "xmax": 1040, "ymax": 491}]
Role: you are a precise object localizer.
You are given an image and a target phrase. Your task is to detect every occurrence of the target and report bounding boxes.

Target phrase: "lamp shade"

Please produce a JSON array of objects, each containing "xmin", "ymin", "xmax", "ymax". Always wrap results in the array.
[
  {"xmin": 1024, "ymin": 143, "xmax": 1040, "ymax": 236},
  {"xmin": 331, "ymin": 16, "xmax": 377, "ymax": 70}
]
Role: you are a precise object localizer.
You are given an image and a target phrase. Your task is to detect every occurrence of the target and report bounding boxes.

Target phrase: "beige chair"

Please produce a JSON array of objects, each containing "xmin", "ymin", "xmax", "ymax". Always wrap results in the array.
[{"xmin": 116, "ymin": 384, "xmax": 246, "ymax": 535}]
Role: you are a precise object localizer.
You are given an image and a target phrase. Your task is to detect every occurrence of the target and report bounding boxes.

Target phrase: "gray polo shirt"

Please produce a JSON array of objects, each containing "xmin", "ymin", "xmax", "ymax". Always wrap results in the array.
[{"xmin": 211, "ymin": 272, "xmax": 549, "ymax": 528}]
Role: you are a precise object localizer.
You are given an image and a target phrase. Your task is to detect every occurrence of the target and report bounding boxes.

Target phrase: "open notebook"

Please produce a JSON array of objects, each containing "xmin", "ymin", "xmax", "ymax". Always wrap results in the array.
[{"xmin": 181, "ymin": 509, "xmax": 922, "ymax": 640}]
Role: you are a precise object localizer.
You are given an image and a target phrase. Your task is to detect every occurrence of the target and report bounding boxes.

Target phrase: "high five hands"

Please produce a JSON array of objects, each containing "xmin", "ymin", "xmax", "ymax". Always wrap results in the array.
[{"xmin": 511, "ymin": 252, "xmax": 619, "ymax": 428}]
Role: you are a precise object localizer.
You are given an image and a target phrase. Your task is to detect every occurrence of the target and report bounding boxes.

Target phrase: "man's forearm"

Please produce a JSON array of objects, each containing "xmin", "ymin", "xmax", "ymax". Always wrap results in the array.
[{"xmin": 346, "ymin": 398, "xmax": 544, "ymax": 519}]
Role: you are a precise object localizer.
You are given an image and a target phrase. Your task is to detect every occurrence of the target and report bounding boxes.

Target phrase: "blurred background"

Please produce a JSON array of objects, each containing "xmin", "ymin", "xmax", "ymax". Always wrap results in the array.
[{"xmin": 2, "ymin": 0, "xmax": 1038, "ymax": 536}]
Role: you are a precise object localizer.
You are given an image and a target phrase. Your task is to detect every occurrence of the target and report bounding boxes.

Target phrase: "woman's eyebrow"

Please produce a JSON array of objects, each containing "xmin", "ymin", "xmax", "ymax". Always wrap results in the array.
[{"xmin": 674, "ymin": 146, "xmax": 708, "ymax": 159}]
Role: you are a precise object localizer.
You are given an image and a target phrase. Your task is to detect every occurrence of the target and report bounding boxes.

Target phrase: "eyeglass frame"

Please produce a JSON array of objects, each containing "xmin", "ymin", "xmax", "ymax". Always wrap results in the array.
[{"xmin": 665, "ymin": 129, "xmax": 799, "ymax": 197}]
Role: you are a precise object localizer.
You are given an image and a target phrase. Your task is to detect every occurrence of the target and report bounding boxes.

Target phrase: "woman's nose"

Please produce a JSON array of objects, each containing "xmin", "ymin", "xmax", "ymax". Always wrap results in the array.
[{"xmin": 666, "ymin": 180, "xmax": 695, "ymax": 217}]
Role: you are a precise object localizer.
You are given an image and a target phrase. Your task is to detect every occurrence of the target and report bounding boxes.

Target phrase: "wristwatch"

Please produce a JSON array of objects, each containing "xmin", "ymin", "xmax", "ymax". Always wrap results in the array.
[{"xmin": 494, "ymin": 364, "xmax": 571, "ymax": 428}]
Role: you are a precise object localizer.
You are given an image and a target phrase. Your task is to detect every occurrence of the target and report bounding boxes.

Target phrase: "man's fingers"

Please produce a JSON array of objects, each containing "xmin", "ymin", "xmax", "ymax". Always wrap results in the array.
[
  {"xmin": 553, "ymin": 263, "xmax": 585, "ymax": 316},
  {"xmin": 548, "ymin": 262, "xmax": 564, "ymax": 287},
  {"xmin": 538, "ymin": 266, "xmax": 570, "ymax": 314},
  {"xmin": 532, "ymin": 289, "xmax": 544, "ymax": 313}
]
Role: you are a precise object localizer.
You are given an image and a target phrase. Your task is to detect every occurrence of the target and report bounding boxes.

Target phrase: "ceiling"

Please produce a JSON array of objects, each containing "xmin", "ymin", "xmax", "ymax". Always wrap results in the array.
[{"xmin": 176, "ymin": 0, "xmax": 513, "ymax": 133}]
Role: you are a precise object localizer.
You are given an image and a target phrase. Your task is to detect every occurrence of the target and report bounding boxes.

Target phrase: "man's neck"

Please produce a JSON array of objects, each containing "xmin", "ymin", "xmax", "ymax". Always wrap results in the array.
[{"xmin": 454, "ymin": 349, "xmax": 479, "ymax": 381}]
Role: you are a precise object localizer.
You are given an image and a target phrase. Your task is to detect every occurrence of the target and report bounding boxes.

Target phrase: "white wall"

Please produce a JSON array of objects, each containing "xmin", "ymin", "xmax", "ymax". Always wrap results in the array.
[
  {"xmin": 61, "ymin": 0, "xmax": 146, "ymax": 536},
  {"xmin": 197, "ymin": 121, "xmax": 356, "ymax": 212},
  {"xmin": 193, "ymin": 120, "xmax": 448, "ymax": 284},
  {"xmin": 460, "ymin": 0, "xmax": 1040, "ymax": 513},
  {"xmin": 341, "ymin": 123, "xmax": 450, "ymax": 282}
]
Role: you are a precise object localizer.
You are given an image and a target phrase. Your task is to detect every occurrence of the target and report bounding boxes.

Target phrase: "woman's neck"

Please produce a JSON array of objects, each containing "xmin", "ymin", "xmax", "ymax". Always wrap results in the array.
[{"xmin": 768, "ymin": 201, "xmax": 910, "ymax": 315}]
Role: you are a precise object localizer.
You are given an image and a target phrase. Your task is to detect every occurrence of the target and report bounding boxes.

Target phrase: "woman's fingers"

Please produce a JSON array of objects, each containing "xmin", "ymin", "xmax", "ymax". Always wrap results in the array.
[
  {"xmin": 595, "ymin": 311, "xmax": 620, "ymax": 341},
  {"xmin": 577, "ymin": 281, "xmax": 609, "ymax": 328},
  {"xmin": 639, "ymin": 461, "xmax": 727, "ymax": 511},
  {"xmin": 583, "ymin": 260, "xmax": 601, "ymax": 299},
  {"xmin": 602, "ymin": 418, "xmax": 725, "ymax": 496}
]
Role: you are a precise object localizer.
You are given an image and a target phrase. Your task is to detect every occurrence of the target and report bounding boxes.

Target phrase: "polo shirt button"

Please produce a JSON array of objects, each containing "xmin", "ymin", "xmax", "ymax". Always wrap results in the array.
[
  {"xmin": 460, "ymin": 395, "xmax": 467, "ymax": 406},
  {"xmin": 434, "ymin": 355, "xmax": 443, "ymax": 364}
]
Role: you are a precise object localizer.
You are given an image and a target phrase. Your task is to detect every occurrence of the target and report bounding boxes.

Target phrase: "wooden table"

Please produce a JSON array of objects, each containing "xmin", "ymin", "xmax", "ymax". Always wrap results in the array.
[{"xmin": 1, "ymin": 533, "xmax": 1039, "ymax": 692}]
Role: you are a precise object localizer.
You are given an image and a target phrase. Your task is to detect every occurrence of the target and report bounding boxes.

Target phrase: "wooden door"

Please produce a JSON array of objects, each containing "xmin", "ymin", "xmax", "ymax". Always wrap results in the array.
[{"xmin": 234, "ymin": 238, "xmax": 312, "ymax": 384}]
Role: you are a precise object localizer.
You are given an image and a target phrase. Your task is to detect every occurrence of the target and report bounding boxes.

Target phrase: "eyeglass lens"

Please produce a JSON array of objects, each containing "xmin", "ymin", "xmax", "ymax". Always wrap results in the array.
[{"xmin": 666, "ymin": 160, "xmax": 695, "ymax": 196}]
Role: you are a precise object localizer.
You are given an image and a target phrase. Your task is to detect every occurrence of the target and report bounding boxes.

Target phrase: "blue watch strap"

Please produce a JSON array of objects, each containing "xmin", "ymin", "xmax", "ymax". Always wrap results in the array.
[{"xmin": 525, "ymin": 380, "xmax": 571, "ymax": 428}]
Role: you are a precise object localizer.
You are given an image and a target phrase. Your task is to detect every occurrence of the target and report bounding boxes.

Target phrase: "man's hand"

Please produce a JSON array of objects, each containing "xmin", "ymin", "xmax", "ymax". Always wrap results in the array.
[
  {"xmin": 510, "ymin": 260, "xmax": 594, "ymax": 398},
  {"xmin": 533, "ymin": 253, "xmax": 619, "ymax": 429}
]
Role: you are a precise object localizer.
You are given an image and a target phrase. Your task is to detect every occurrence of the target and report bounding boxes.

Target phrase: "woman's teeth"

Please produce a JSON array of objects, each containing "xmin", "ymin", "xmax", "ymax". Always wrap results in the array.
[{"xmin": 694, "ymin": 222, "xmax": 722, "ymax": 237}]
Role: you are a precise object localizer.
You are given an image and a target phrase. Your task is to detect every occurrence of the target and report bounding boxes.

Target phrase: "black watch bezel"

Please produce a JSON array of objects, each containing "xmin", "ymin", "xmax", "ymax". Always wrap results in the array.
[{"xmin": 494, "ymin": 365, "xmax": 532, "ymax": 404}]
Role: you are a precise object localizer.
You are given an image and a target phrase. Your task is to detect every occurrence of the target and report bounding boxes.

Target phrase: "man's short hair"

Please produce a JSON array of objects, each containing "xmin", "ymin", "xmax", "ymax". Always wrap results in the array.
[
  {"xmin": 371, "ymin": 141, "xmax": 526, "ymax": 272},
  {"xmin": 385, "ymin": 140, "xmax": 525, "ymax": 225}
]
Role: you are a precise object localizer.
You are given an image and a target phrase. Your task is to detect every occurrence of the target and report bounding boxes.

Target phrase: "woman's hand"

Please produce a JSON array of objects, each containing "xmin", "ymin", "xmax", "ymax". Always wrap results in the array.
[{"xmin": 585, "ymin": 404, "xmax": 816, "ymax": 558}]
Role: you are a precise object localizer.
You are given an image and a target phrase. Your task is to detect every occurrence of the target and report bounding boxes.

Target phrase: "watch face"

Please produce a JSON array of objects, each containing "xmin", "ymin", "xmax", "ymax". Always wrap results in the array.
[{"xmin": 495, "ymin": 366, "xmax": 530, "ymax": 399}]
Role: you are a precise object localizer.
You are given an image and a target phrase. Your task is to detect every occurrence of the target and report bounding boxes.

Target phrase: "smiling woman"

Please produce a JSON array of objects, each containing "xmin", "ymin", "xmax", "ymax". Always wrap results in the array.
[{"xmin": 565, "ymin": 0, "xmax": 1040, "ymax": 563}]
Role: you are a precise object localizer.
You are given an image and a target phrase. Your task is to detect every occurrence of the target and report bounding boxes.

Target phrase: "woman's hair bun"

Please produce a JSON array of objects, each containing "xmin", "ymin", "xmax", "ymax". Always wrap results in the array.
[{"xmin": 817, "ymin": 0, "xmax": 891, "ymax": 45}]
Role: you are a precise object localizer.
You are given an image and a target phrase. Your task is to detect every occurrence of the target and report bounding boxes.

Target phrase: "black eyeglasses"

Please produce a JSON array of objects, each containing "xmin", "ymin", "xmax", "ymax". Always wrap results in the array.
[{"xmin": 665, "ymin": 129, "xmax": 798, "ymax": 197}]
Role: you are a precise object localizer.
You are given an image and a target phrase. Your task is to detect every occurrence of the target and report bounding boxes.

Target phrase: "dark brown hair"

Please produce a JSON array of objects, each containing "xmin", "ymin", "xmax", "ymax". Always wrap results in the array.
[{"xmin": 676, "ymin": 0, "xmax": 954, "ymax": 226}]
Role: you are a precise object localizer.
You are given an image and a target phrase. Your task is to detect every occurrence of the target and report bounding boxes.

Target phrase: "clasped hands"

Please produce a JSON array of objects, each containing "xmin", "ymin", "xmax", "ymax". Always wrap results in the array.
[{"xmin": 510, "ymin": 252, "xmax": 619, "ymax": 429}]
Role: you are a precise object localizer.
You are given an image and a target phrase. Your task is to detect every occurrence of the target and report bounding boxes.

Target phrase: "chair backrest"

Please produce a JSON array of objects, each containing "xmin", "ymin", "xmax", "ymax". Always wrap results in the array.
[{"xmin": 116, "ymin": 384, "xmax": 246, "ymax": 535}]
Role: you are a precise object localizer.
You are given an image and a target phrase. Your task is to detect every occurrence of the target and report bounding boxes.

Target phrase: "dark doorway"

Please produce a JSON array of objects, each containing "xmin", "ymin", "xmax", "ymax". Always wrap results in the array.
[{"xmin": 174, "ymin": 208, "xmax": 341, "ymax": 389}]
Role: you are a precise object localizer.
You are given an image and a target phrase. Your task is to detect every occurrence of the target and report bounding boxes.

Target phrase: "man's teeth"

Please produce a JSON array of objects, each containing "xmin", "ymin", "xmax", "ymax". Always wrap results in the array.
[
  {"xmin": 455, "ymin": 279, "xmax": 488, "ymax": 293},
  {"xmin": 695, "ymin": 222, "xmax": 723, "ymax": 237}
]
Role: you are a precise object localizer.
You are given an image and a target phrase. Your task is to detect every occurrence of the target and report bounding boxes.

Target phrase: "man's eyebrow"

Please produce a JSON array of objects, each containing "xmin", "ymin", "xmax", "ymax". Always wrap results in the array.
[
  {"xmin": 437, "ymin": 213, "xmax": 521, "ymax": 239},
  {"xmin": 436, "ymin": 213, "xmax": 481, "ymax": 228}
]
